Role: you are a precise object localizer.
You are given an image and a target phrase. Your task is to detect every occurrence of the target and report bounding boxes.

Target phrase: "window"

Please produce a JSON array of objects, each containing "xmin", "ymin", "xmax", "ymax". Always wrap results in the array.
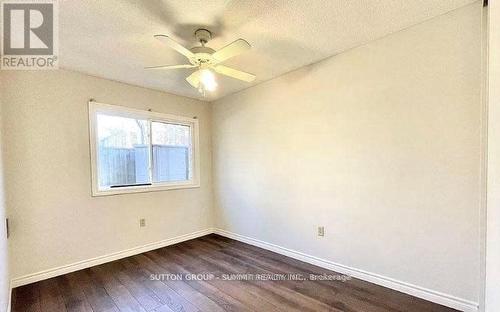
[{"xmin": 89, "ymin": 101, "xmax": 200, "ymax": 196}]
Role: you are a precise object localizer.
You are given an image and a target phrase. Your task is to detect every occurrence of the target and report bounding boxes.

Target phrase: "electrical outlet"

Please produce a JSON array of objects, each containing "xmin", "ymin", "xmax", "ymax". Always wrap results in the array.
[
  {"xmin": 318, "ymin": 226, "xmax": 325, "ymax": 237},
  {"xmin": 140, "ymin": 218, "xmax": 146, "ymax": 227}
]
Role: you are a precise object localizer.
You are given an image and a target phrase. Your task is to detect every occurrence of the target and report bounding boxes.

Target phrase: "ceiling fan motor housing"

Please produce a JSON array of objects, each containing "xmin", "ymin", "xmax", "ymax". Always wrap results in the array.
[{"xmin": 189, "ymin": 46, "xmax": 216, "ymax": 66}]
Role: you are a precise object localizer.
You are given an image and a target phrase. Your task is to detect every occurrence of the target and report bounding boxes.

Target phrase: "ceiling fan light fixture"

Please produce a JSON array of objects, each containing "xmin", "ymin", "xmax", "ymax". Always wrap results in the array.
[{"xmin": 199, "ymin": 68, "xmax": 217, "ymax": 92}]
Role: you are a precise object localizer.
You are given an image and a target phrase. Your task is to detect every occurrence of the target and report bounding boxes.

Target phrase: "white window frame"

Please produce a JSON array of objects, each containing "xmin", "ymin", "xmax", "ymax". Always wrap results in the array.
[{"xmin": 88, "ymin": 101, "xmax": 200, "ymax": 196}]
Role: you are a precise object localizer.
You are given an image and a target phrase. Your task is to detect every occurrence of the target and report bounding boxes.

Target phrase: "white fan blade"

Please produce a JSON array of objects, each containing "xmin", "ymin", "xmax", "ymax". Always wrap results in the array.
[
  {"xmin": 154, "ymin": 35, "xmax": 194, "ymax": 59},
  {"xmin": 214, "ymin": 65, "xmax": 256, "ymax": 82},
  {"xmin": 212, "ymin": 39, "xmax": 251, "ymax": 63},
  {"xmin": 145, "ymin": 64, "xmax": 196, "ymax": 70},
  {"xmin": 186, "ymin": 70, "xmax": 201, "ymax": 88}
]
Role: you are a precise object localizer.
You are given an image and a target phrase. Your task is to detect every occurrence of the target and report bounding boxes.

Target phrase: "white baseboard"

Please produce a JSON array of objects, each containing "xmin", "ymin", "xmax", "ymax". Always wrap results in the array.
[
  {"xmin": 213, "ymin": 228, "xmax": 479, "ymax": 312},
  {"xmin": 10, "ymin": 228, "xmax": 213, "ymax": 288}
]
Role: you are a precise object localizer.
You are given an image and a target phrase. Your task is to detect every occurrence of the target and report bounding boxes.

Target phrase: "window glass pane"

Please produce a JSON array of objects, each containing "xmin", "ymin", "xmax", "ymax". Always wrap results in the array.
[
  {"xmin": 96, "ymin": 113, "xmax": 150, "ymax": 189},
  {"xmin": 152, "ymin": 121, "xmax": 192, "ymax": 183}
]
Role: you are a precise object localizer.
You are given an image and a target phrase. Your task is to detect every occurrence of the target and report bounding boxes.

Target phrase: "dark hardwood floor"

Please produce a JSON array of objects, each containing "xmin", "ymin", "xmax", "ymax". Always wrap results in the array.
[{"xmin": 12, "ymin": 234, "xmax": 458, "ymax": 312}]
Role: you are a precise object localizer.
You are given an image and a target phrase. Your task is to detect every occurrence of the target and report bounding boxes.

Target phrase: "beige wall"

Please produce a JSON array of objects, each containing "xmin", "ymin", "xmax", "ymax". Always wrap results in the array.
[
  {"xmin": 486, "ymin": 1, "xmax": 500, "ymax": 311},
  {"xmin": 212, "ymin": 3, "xmax": 482, "ymax": 303},
  {"xmin": 0, "ymin": 92, "xmax": 9, "ymax": 312},
  {"xmin": 0, "ymin": 70, "xmax": 213, "ymax": 279}
]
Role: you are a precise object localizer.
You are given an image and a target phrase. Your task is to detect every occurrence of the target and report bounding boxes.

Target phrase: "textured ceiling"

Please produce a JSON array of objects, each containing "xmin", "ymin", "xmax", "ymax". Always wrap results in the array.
[{"xmin": 59, "ymin": 0, "xmax": 476, "ymax": 101}]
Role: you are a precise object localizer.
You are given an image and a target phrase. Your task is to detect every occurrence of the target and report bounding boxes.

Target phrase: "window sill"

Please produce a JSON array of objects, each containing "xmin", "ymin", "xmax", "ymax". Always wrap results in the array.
[{"xmin": 91, "ymin": 182, "xmax": 201, "ymax": 197}]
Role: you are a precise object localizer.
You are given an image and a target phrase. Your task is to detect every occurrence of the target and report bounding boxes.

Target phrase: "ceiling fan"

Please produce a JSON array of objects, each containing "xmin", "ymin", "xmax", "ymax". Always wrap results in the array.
[{"xmin": 145, "ymin": 29, "xmax": 256, "ymax": 94}]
